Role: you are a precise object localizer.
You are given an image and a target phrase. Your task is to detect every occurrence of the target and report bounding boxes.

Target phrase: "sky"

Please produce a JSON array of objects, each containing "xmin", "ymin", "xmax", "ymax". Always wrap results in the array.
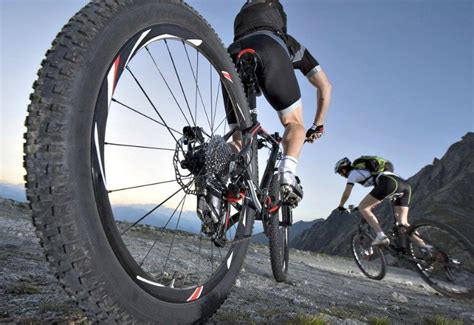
[{"xmin": 0, "ymin": 0, "xmax": 472, "ymax": 221}]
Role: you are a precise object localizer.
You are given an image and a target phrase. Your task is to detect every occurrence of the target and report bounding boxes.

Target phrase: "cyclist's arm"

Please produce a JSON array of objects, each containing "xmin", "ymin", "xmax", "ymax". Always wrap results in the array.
[
  {"xmin": 288, "ymin": 35, "xmax": 332, "ymax": 128},
  {"xmin": 307, "ymin": 69, "xmax": 331, "ymax": 127},
  {"xmin": 339, "ymin": 183, "xmax": 354, "ymax": 207}
]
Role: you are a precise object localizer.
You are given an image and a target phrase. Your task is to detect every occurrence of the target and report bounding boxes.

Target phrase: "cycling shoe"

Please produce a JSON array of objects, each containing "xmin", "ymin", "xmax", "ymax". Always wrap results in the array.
[
  {"xmin": 279, "ymin": 171, "xmax": 303, "ymax": 207},
  {"xmin": 371, "ymin": 233, "xmax": 390, "ymax": 246}
]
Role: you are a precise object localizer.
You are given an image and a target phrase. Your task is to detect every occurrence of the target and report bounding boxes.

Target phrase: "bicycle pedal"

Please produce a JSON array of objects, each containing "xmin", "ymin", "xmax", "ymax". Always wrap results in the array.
[{"xmin": 280, "ymin": 185, "xmax": 302, "ymax": 201}]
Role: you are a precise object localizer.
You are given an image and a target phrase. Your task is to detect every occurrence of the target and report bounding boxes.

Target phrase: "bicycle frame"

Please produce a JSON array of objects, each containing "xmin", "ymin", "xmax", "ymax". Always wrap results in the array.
[
  {"xmin": 356, "ymin": 196, "xmax": 421, "ymax": 264},
  {"xmin": 229, "ymin": 49, "xmax": 292, "ymax": 224}
]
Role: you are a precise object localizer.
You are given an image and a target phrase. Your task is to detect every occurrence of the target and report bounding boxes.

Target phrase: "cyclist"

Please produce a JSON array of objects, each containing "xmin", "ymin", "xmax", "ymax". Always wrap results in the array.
[
  {"xmin": 334, "ymin": 157, "xmax": 412, "ymax": 246},
  {"xmin": 226, "ymin": 0, "xmax": 332, "ymax": 203}
]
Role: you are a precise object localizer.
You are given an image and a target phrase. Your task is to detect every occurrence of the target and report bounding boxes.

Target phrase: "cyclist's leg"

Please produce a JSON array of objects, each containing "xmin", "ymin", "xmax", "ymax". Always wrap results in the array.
[
  {"xmin": 361, "ymin": 175, "xmax": 398, "ymax": 244},
  {"xmin": 254, "ymin": 36, "xmax": 305, "ymax": 199},
  {"xmin": 226, "ymin": 34, "xmax": 304, "ymax": 160},
  {"xmin": 279, "ymin": 106, "xmax": 305, "ymax": 159},
  {"xmin": 358, "ymin": 194, "xmax": 384, "ymax": 233},
  {"xmin": 394, "ymin": 207, "xmax": 409, "ymax": 227},
  {"xmin": 222, "ymin": 78, "xmax": 242, "ymax": 153},
  {"xmin": 228, "ymin": 34, "xmax": 304, "ymax": 200},
  {"xmin": 257, "ymin": 38, "xmax": 303, "ymax": 162},
  {"xmin": 393, "ymin": 179, "xmax": 411, "ymax": 227},
  {"xmin": 394, "ymin": 183, "xmax": 426, "ymax": 246}
]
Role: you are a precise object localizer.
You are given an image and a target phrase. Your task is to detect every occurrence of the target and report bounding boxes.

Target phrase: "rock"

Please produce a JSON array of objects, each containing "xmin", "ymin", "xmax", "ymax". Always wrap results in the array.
[
  {"xmin": 2, "ymin": 193, "xmax": 474, "ymax": 324},
  {"xmin": 291, "ymin": 133, "xmax": 474, "ymax": 257},
  {"xmin": 460, "ymin": 312, "xmax": 474, "ymax": 321},
  {"xmin": 392, "ymin": 292, "xmax": 409, "ymax": 303}
]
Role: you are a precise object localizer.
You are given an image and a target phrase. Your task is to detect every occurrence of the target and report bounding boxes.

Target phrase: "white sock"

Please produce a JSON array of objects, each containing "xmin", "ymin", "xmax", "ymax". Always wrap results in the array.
[
  {"xmin": 376, "ymin": 231, "xmax": 386, "ymax": 238},
  {"xmin": 279, "ymin": 156, "xmax": 298, "ymax": 174}
]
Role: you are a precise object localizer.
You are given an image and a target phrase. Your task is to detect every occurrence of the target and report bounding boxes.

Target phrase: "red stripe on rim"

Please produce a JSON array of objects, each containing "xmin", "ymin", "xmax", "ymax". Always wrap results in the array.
[
  {"xmin": 222, "ymin": 71, "xmax": 232, "ymax": 83},
  {"xmin": 186, "ymin": 286, "xmax": 203, "ymax": 302},
  {"xmin": 112, "ymin": 55, "xmax": 121, "ymax": 91},
  {"xmin": 237, "ymin": 48, "xmax": 257, "ymax": 59}
]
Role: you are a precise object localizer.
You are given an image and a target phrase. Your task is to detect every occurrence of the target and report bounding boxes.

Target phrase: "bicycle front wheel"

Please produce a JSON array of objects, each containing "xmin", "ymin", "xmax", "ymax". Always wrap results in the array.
[
  {"xmin": 408, "ymin": 219, "xmax": 474, "ymax": 299},
  {"xmin": 267, "ymin": 175, "xmax": 290, "ymax": 282},
  {"xmin": 24, "ymin": 0, "xmax": 254, "ymax": 323},
  {"xmin": 351, "ymin": 231, "xmax": 387, "ymax": 280}
]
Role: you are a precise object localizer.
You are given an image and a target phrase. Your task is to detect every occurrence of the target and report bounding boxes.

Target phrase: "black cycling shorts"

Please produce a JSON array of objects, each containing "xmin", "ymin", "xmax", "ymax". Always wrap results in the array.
[
  {"xmin": 369, "ymin": 175, "xmax": 412, "ymax": 207},
  {"xmin": 225, "ymin": 33, "xmax": 301, "ymax": 125}
]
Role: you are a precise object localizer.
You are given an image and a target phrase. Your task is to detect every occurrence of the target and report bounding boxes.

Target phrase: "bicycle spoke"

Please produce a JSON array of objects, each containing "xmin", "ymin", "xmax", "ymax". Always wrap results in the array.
[
  {"xmin": 162, "ymin": 195, "xmax": 187, "ymax": 230},
  {"xmin": 105, "ymin": 142, "xmax": 175, "ymax": 152},
  {"xmin": 108, "ymin": 178, "xmax": 190, "ymax": 194},
  {"xmin": 162, "ymin": 195, "xmax": 187, "ymax": 273},
  {"xmin": 198, "ymin": 233, "xmax": 204, "ymax": 283},
  {"xmin": 112, "ymin": 98, "xmax": 182, "ymax": 135},
  {"xmin": 210, "ymin": 238, "xmax": 214, "ymax": 274},
  {"xmin": 138, "ymin": 195, "xmax": 186, "ymax": 267},
  {"xmin": 214, "ymin": 115, "xmax": 228, "ymax": 135},
  {"xmin": 164, "ymin": 40, "xmax": 196, "ymax": 127},
  {"xmin": 145, "ymin": 46, "xmax": 195, "ymax": 128},
  {"xmin": 211, "ymin": 80, "xmax": 221, "ymax": 135},
  {"xmin": 126, "ymin": 66, "xmax": 184, "ymax": 152},
  {"xmin": 120, "ymin": 185, "xmax": 187, "ymax": 236},
  {"xmin": 194, "ymin": 48, "xmax": 199, "ymax": 126},
  {"xmin": 182, "ymin": 43, "xmax": 213, "ymax": 131}
]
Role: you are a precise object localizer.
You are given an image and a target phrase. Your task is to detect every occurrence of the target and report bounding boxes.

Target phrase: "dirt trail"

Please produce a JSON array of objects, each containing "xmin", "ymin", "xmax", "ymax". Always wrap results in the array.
[{"xmin": 0, "ymin": 209, "xmax": 472, "ymax": 324}]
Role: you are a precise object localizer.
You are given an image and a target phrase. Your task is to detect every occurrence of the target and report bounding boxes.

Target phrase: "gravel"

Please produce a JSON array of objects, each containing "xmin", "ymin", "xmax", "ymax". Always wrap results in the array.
[{"xmin": 1, "ymin": 203, "xmax": 472, "ymax": 324}]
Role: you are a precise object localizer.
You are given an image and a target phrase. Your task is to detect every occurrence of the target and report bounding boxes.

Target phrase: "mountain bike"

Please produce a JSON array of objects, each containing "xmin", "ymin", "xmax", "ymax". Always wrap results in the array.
[
  {"xmin": 24, "ymin": 1, "xmax": 293, "ymax": 323},
  {"xmin": 235, "ymin": 48, "xmax": 296, "ymax": 284},
  {"xmin": 350, "ymin": 195, "xmax": 474, "ymax": 299}
]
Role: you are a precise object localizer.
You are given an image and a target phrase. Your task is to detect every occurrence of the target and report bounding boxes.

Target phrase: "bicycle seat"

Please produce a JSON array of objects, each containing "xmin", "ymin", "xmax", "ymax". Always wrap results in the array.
[{"xmin": 236, "ymin": 48, "xmax": 262, "ymax": 96}]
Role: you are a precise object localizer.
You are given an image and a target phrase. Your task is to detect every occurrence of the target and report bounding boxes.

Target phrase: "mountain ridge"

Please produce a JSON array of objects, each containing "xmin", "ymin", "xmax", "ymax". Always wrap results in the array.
[{"xmin": 292, "ymin": 132, "xmax": 474, "ymax": 256}]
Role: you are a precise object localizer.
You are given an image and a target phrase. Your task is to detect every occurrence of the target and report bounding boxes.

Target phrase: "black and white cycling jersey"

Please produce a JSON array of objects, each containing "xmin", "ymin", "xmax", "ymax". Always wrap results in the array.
[
  {"xmin": 347, "ymin": 169, "xmax": 375, "ymax": 187},
  {"xmin": 347, "ymin": 170, "xmax": 401, "ymax": 187},
  {"xmin": 347, "ymin": 170, "xmax": 411, "ymax": 206}
]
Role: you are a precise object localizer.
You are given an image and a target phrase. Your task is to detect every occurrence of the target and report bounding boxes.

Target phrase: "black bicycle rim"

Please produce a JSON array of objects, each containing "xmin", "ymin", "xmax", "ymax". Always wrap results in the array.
[
  {"xmin": 91, "ymin": 24, "xmax": 250, "ymax": 304},
  {"xmin": 408, "ymin": 220, "xmax": 474, "ymax": 298},
  {"xmin": 351, "ymin": 231, "xmax": 386, "ymax": 280}
]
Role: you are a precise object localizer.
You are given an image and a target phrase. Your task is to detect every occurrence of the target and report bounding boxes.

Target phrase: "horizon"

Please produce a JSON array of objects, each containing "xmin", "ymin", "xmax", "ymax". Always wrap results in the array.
[
  {"xmin": 1, "ymin": 130, "xmax": 469, "ymax": 219},
  {"xmin": 1, "ymin": 0, "xmax": 472, "ymax": 221}
]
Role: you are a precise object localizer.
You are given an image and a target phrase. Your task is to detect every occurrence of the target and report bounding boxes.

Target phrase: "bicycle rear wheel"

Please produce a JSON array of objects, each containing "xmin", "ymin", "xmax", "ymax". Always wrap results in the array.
[
  {"xmin": 24, "ymin": 1, "xmax": 254, "ymax": 323},
  {"xmin": 351, "ymin": 231, "xmax": 387, "ymax": 280},
  {"xmin": 267, "ymin": 175, "xmax": 289, "ymax": 282},
  {"xmin": 408, "ymin": 219, "xmax": 474, "ymax": 299}
]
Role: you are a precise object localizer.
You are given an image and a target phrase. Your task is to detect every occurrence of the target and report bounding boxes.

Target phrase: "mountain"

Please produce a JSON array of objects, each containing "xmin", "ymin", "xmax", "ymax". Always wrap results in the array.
[
  {"xmin": 0, "ymin": 197, "xmax": 30, "ymax": 218},
  {"xmin": 251, "ymin": 219, "xmax": 323, "ymax": 245},
  {"xmin": 112, "ymin": 204, "xmax": 202, "ymax": 234},
  {"xmin": 292, "ymin": 132, "xmax": 474, "ymax": 256},
  {"xmin": 0, "ymin": 183, "xmax": 27, "ymax": 202}
]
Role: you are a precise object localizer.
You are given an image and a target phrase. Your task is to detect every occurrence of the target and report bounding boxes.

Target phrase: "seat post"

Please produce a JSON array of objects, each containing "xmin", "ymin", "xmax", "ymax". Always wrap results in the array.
[
  {"xmin": 247, "ymin": 86, "xmax": 257, "ymax": 124},
  {"xmin": 236, "ymin": 48, "xmax": 260, "ymax": 124}
]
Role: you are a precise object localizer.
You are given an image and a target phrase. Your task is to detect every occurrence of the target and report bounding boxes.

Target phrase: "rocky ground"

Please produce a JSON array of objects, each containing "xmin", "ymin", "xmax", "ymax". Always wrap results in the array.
[{"xmin": 0, "ymin": 198, "xmax": 473, "ymax": 324}]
